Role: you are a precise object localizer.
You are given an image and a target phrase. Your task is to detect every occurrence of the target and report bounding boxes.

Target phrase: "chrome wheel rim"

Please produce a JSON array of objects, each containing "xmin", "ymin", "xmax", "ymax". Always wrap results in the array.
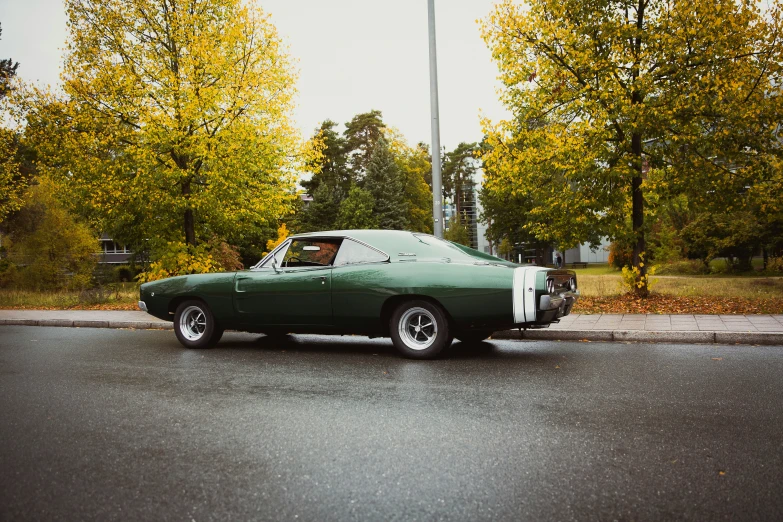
[
  {"xmin": 398, "ymin": 307, "xmax": 438, "ymax": 351},
  {"xmin": 179, "ymin": 305, "xmax": 207, "ymax": 341}
]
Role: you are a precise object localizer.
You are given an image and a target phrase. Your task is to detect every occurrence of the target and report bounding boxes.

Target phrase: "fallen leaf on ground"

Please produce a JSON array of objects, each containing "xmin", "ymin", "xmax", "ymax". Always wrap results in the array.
[
  {"xmin": 712, "ymin": 357, "xmax": 723, "ymax": 361},
  {"xmin": 573, "ymin": 294, "xmax": 783, "ymax": 315}
]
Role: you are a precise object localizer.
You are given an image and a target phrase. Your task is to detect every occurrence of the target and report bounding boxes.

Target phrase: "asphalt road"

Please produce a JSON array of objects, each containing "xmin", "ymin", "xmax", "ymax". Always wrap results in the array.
[{"xmin": 1, "ymin": 327, "xmax": 782, "ymax": 521}]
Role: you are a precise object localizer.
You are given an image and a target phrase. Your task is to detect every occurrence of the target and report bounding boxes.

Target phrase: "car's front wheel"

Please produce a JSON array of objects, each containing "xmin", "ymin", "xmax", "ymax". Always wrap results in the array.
[
  {"xmin": 390, "ymin": 300, "xmax": 451, "ymax": 359},
  {"xmin": 174, "ymin": 300, "xmax": 222, "ymax": 349}
]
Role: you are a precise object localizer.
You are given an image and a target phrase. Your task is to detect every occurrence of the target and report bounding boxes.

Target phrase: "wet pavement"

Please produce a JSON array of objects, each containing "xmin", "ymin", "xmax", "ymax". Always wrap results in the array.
[{"xmin": 1, "ymin": 326, "xmax": 783, "ymax": 521}]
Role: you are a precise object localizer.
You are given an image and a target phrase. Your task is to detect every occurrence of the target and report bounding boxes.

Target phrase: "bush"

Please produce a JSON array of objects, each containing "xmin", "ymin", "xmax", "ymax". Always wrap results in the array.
[
  {"xmin": 654, "ymin": 259, "xmax": 711, "ymax": 275},
  {"xmin": 0, "ymin": 258, "xmax": 17, "ymax": 288},
  {"xmin": 137, "ymin": 237, "xmax": 243, "ymax": 283},
  {"xmin": 619, "ymin": 254, "xmax": 656, "ymax": 294},
  {"xmin": 649, "ymin": 224, "xmax": 683, "ymax": 265},
  {"xmin": 137, "ymin": 242, "xmax": 217, "ymax": 283},
  {"xmin": 5, "ymin": 181, "xmax": 98, "ymax": 291},
  {"xmin": 112, "ymin": 264, "xmax": 137, "ymax": 282},
  {"xmin": 765, "ymin": 256, "xmax": 783, "ymax": 273},
  {"xmin": 608, "ymin": 241, "xmax": 633, "ymax": 269}
]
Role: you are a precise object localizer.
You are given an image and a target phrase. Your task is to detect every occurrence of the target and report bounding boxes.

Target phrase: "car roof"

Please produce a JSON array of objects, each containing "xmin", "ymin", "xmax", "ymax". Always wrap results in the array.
[
  {"xmin": 290, "ymin": 229, "xmax": 514, "ymax": 265},
  {"xmin": 290, "ymin": 230, "xmax": 423, "ymax": 256}
]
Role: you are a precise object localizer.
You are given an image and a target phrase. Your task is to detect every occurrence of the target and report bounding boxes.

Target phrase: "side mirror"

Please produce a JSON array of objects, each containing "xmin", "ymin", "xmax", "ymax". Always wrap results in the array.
[{"xmin": 271, "ymin": 255, "xmax": 281, "ymax": 273}]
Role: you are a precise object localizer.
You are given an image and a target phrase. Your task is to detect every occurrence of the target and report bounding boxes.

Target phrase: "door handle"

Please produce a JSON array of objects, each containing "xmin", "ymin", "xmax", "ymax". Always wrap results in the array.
[
  {"xmin": 235, "ymin": 276, "xmax": 250, "ymax": 292},
  {"xmin": 312, "ymin": 276, "xmax": 327, "ymax": 284}
]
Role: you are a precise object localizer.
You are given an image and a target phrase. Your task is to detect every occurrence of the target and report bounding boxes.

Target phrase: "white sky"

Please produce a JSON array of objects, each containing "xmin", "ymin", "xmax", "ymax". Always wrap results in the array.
[{"xmin": 0, "ymin": 0, "xmax": 509, "ymax": 150}]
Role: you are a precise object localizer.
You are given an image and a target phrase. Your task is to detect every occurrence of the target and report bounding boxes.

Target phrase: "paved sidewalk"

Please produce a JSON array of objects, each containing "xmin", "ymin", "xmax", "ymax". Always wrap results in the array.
[
  {"xmin": 552, "ymin": 313, "xmax": 783, "ymax": 332},
  {"xmin": 0, "ymin": 309, "xmax": 172, "ymax": 330},
  {"xmin": 1, "ymin": 310, "xmax": 782, "ymax": 345}
]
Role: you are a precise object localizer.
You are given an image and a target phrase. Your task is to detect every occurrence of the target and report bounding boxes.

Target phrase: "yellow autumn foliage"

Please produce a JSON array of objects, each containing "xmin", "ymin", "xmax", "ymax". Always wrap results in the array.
[
  {"xmin": 265, "ymin": 223, "xmax": 290, "ymax": 253},
  {"xmin": 480, "ymin": 0, "xmax": 783, "ymax": 295},
  {"xmin": 16, "ymin": 0, "xmax": 313, "ymax": 273}
]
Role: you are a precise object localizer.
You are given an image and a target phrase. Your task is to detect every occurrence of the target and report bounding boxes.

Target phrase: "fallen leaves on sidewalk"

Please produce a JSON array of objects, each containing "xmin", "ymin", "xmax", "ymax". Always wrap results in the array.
[{"xmin": 573, "ymin": 294, "xmax": 783, "ymax": 315}]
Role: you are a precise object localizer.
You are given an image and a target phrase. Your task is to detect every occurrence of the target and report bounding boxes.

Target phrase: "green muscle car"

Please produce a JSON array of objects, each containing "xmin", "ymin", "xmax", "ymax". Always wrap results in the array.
[{"xmin": 138, "ymin": 230, "xmax": 579, "ymax": 358}]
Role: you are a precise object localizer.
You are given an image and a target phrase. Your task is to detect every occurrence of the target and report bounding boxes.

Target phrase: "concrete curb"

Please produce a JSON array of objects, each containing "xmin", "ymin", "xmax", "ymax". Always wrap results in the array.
[
  {"xmin": 491, "ymin": 329, "xmax": 783, "ymax": 346},
  {"xmin": 2, "ymin": 319, "xmax": 782, "ymax": 345},
  {"xmin": 0, "ymin": 318, "xmax": 171, "ymax": 330}
]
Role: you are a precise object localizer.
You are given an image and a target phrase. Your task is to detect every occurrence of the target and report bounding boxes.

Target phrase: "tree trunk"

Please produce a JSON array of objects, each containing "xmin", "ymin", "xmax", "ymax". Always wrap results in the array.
[
  {"xmin": 487, "ymin": 217, "xmax": 493, "ymax": 256},
  {"xmin": 631, "ymin": 132, "xmax": 647, "ymax": 296},
  {"xmin": 182, "ymin": 179, "xmax": 195, "ymax": 246},
  {"xmin": 630, "ymin": 0, "xmax": 648, "ymax": 297}
]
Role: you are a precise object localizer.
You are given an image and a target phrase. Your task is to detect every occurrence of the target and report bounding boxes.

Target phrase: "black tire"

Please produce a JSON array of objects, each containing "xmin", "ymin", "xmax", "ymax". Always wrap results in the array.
[
  {"xmin": 173, "ymin": 300, "xmax": 221, "ymax": 349},
  {"xmin": 389, "ymin": 300, "xmax": 451, "ymax": 359},
  {"xmin": 456, "ymin": 331, "xmax": 493, "ymax": 344}
]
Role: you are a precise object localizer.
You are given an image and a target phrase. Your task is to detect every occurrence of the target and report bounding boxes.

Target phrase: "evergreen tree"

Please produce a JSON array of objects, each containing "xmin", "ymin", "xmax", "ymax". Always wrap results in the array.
[
  {"xmin": 0, "ymin": 24, "xmax": 19, "ymax": 99},
  {"xmin": 299, "ymin": 183, "xmax": 342, "ymax": 232},
  {"xmin": 364, "ymin": 137, "xmax": 407, "ymax": 230},
  {"xmin": 344, "ymin": 110, "xmax": 386, "ymax": 179},
  {"xmin": 442, "ymin": 142, "xmax": 478, "ymax": 216},
  {"xmin": 302, "ymin": 120, "xmax": 350, "ymax": 197},
  {"xmin": 335, "ymin": 186, "xmax": 378, "ymax": 230}
]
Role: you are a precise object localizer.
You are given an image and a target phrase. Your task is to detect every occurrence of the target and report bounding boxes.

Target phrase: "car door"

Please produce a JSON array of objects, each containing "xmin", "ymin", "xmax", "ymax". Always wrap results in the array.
[
  {"xmin": 234, "ymin": 238, "xmax": 341, "ymax": 327},
  {"xmin": 330, "ymin": 238, "xmax": 391, "ymax": 330}
]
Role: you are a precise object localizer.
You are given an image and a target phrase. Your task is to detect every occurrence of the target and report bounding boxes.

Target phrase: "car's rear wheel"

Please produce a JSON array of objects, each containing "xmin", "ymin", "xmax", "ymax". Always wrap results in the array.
[
  {"xmin": 390, "ymin": 300, "xmax": 451, "ymax": 359},
  {"xmin": 174, "ymin": 300, "xmax": 222, "ymax": 349},
  {"xmin": 456, "ymin": 331, "xmax": 493, "ymax": 344}
]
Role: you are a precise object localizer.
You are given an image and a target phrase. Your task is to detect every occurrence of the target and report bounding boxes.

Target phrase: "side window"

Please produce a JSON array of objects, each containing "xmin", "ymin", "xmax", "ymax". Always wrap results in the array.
[
  {"xmin": 333, "ymin": 239, "xmax": 389, "ymax": 266},
  {"xmin": 283, "ymin": 239, "xmax": 341, "ymax": 267},
  {"xmin": 256, "ymin": 240, "xmax": 290, "ymax": 269}
]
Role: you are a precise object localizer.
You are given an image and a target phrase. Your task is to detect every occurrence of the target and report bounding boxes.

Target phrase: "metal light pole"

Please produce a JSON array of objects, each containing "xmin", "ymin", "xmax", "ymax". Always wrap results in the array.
[{"xmin": 427, "ymin": 0, "xmax": 444, "ymax": 238}]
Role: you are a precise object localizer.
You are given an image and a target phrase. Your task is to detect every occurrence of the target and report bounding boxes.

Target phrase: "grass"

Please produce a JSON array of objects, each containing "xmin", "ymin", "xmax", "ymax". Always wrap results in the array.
[
  {"xmin": 576, "ymin": 273, "xmax": 783, "ymax": 298},
  {"xmin": 572, "ymin": 264, "xmax": 783, "ymax": 298},
  {"xmin": 0, "ymin": 283, "xmax": 140, "ymax": 310},
  {"xmin": 567, "ymin": 264, "xmax": 617, "ymax": 275}
]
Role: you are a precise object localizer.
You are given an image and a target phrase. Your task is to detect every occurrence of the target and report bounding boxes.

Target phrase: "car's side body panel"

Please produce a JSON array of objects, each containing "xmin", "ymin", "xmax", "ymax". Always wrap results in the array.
[
  {"xmin": 331, "ymin": 262, "xmax": 513, "ymax": 333},
  {"xmin": 139, "ymin": 273, "xmax": 237, "ymax": 324},
  {"xmin": 234, "ymin": 266, "xmax": 332, "ymax": 326}
]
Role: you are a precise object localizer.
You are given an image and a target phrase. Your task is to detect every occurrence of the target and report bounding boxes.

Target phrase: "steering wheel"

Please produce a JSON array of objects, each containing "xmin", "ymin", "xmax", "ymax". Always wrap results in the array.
[{"xmin": 285, "ymin": 256, "xmax": 302, "ymax": 267}]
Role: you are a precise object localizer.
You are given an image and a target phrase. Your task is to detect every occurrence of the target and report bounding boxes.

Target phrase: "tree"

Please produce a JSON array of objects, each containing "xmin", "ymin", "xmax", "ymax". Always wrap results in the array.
[
  {"xmin": 385, "ymin": 130, "xmax": 433, "ymax": 233},
  {"xmin": 0, "ymin": 23, "xmax": 27, "ymax": 224},
  {"xmin": 0, "ymin": 23, "xmax": 19, "ymax": 99},
  {"xmin": 298, "ymin": 120, "xmax": 350, "ymax": 232},
  {"xmin": 22, "ymin": 0, "xmax": 304, "ymax": 269},
  {"xmin": 481, "ymin": 0, "xmax": 783, "ymax": 295},
  {"xmin": 444, "ymin": 213, "xmax": 471, "ymax": 246},
  {"xmin": 302, "ymin": 120, "xmax": 351, "ymax": 197},
  {"xmin": 298, "ymin": 182, "xmax": 342, "ymax": 232},
  {"xmin": 344, "ymin": 110, "xmax": 386, "ymax": 179},
  {"xmin": 335, "ymin": 186, "xmax": 378, "ymax": 229},
  {"xmin": 442, "ymin": 142, "xmax": 478, "ymax": 216},
  {"xmin": 364, "ymin": 137, "xmax": 407, "ymax": 230},
  {"xmin": 4, "ymin": 180, "xmax": 98, "ymax": 290},
  {"xmin": 498, "ymin": 237, "xmax": 514, "ymax": 260},
  {"xmin": 0, "ymin": 130, "xmax": 26, "ymax": 224}
]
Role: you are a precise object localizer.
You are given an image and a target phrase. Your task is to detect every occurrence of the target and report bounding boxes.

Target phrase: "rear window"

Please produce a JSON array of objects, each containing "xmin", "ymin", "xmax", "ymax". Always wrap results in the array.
[{"xmin": 333, "ymin": 239, "xmax": 388, "ymax": 266}]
